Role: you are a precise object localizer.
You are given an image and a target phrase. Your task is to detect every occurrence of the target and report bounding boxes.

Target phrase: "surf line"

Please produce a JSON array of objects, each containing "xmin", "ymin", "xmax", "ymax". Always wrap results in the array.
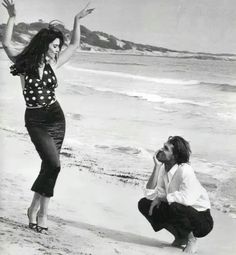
[{"xmin": 64, "ymin": 65, "xmax": 199, "ymax": 85}]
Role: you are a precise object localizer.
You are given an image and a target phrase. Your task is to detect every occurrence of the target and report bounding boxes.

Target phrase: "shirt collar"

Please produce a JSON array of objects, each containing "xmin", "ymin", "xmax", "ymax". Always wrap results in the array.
[{"xmin": 167, "ymin": 164, "xmax": 178, "ymax": 182}]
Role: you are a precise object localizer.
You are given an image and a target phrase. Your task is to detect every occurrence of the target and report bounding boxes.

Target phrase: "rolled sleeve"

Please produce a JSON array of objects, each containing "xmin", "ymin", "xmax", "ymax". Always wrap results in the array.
[
  {"xmin": 166, "ymin": 193, "xmax": 175, "ymax": 204},
  {"xmin": 143, "ymin": 185, "xmax": 166, "ymax": 201},
  {"xmin": 143, "ymin": 187, "xmax": 157, "ymax": 200}
]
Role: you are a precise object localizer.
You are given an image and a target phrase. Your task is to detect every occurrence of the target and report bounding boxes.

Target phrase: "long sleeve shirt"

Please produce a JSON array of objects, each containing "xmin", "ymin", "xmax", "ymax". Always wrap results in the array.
[{"xmin": 144, "ymin": 163, "xmax": 211, "ymax": 211}]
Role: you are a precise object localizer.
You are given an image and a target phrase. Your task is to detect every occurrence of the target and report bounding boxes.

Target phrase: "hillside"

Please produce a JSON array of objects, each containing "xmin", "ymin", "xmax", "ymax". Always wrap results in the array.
[{"xmin": 0, "ymin": 21, "xmax": 235, "ymax": 61}]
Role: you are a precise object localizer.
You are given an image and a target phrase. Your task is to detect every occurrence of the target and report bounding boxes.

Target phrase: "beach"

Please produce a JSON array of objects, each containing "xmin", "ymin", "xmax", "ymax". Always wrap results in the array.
[
  {"xmin": 1, "ymin": 50, "xmax": 236, "ymax": 254},
  {"xmin": 1, "ymin": 128, "xmax": 236, "ymax": 255}
]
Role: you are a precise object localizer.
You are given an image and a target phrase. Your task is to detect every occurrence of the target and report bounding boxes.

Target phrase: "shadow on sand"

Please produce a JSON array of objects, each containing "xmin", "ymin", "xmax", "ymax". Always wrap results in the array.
[{"xmin": 50, "ymin": 215, "xmax": 170, "ymax": 249}]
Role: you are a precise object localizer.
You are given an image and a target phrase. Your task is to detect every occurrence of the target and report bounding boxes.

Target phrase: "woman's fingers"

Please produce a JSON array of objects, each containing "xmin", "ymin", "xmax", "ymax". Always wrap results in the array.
[
  {"xmin": 83, "ymin": 2, "xmax": 90, "ymax": 10},
  {"xmin": 3, "ymin": 0, "xmax": 11, "ymax": 6},
  {"xmin": 76, "ymin": 6, "xmax": 94, "ymax": 20},
  {"xmin": 2, "ymin": 0, "xmax": 14, "ymax": 8},
  {"xmin": 2, "ymin": 0, "xmax": 16, "ymax": 17},
  {"xmin": 2, "ymin": 0, "xmax": 8, "ymax": 8},
  {"xmin": 87, "ymin": 8, "xmax": 94, "ymax": 13}
]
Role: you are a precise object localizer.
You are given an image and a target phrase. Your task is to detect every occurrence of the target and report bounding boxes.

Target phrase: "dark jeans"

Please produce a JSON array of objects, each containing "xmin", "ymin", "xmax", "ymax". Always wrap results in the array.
[
  {"xmin": 138, "ymin": 198, "xmax": 213, "ymax": 239},
  {"xmin": 25, "ymin": 101, "xmax": 66, "ymax": 197}
]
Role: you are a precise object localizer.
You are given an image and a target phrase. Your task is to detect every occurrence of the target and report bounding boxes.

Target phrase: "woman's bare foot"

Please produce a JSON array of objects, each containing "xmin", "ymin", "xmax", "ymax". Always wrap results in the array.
[
  {"xmin": 27, "ymin": 207, "xmax": 38, "ymax": 229},
  {"xmin": 27, "ymin": 208, "xmax": 37, "ymax": 224},
  {"xmin": 36, "ymin": 213, "xmax": 48, "ymax": 234},
  {"xmin": 36, "ymin": 213, "xmax": 48, "ymax": 228},
  {"xmin": 183, "ymin": 232, "xmax": 197, "ymax": 253}
]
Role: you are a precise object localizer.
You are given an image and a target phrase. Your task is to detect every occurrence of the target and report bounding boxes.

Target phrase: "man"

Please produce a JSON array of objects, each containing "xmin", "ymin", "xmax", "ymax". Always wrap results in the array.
[{"xmin": 138, "ymin": 136, "xmax": 213, "ymax": 253}]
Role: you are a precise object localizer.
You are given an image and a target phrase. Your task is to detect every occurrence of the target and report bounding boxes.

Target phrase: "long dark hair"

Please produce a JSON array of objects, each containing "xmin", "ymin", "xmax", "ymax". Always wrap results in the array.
[
  {"xmin": 168, "ymin": 136, "xmax": 191, "ymax": 164},
  {"xmin": 10, "ymin": 27, "xmax": 64, "ymax": 76}
]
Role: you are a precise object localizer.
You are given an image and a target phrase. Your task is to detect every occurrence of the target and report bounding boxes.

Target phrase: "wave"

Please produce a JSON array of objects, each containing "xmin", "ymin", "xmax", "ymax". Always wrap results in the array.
[
  {"xmin": 67, "ymin": 82, "xmax": 209, "ymax": 107},
  {"xmin": 65, "ymin": 64, "xmax": 236, "ymax": 93},
  {"xmin": 65, "ymin": 65, "xmax": 236, "ymax": 93},
  {"xmin": 66, "ymin": 112, "xmax": 83, "ymax": 121},
  {"xmin": 95, "ymin": 144, "xmax": 142, "ymax": 155},
  {"xmin": 87, "ymin": 60, "xmax": 146, "ymax": 66},
  {"xmin": 200, "ymin": 82, "xmax": 236, "ymax": 92},
  {"xmin": 154, "ymin": 106, "xmax": 177, "ymax": 113},
  {"xmin": 0, "ymin": 126, "xmax": 27, "ymax": 136},
  {"xmin": 217, "ymin": 112, "xmax": 236, "ymax": 121},
  {"xmin": 64, "ymin": 65, "xmax": 200, "ymax": 85},
  {"xmin": 124, "ymin": 91, "xmax": 209, "ymax": 106}
]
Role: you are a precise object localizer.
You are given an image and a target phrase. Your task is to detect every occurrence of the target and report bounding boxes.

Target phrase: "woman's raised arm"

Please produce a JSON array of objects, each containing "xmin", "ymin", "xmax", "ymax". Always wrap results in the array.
[
  {"xmin": 55, "ymin": 3, "xmax": 94, "ymax": 68},
  {"xmin": 2, "ymin": 0, "xmax": 18, "ymax": 62}
]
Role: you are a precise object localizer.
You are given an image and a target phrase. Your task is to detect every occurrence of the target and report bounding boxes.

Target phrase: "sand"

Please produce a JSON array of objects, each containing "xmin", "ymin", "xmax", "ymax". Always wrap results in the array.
[
  {"xmin": 0, "ymin": 127, "xmax": 236, "ymax": 255},
  {"xmin": 0, "ymin": 51, "xmax": 236, "ymax": 254}
]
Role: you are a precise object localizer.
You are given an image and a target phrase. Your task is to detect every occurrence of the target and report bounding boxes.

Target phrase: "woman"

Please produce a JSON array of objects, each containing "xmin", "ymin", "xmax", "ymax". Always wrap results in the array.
[{"xmin": 2, "ymin": 0, "xmax": 94, "ymax": 233}]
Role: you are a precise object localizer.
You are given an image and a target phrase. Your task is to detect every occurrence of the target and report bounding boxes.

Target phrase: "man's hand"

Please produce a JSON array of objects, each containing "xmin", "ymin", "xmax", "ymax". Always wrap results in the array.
[
  {"xmin": 153, "ymin": 151, "xmax": 160, "ymax": 167},
  {"xmin": 149, "ymin": 197, "xmax": 161, "ymax": 216}
]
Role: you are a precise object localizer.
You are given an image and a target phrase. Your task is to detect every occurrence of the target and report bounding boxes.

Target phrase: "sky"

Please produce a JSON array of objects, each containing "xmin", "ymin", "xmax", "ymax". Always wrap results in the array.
[{"xmin": 0, "ymin": 0, "xmax": 236, "ymax": 54}]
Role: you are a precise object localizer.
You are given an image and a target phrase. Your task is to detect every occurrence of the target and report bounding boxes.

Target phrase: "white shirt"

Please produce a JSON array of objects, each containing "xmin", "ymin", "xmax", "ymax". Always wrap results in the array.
[{"xmin": 144, "ymin": 163, "xmax": 211, "ymax": 211}]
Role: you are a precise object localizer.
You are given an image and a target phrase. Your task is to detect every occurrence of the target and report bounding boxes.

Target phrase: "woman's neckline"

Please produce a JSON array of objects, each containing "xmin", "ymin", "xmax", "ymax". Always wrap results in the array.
[{"xmin": 38, "ymin": 63, "xmax": 47, "ymax": 80}]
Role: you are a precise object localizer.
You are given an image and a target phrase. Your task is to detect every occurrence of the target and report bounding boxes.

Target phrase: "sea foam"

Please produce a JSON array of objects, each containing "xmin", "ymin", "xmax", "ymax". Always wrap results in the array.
[
  {"xmin": 66, "ymin": 80, "xmax": 208, "ymax": 107},
  {"xmin": 65, "ymin": 65, "xmax": 200, "ymax": 85}
]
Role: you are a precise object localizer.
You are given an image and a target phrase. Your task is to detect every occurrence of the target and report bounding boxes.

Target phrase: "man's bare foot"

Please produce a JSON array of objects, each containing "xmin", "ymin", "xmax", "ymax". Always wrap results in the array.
[
  {"xmin": 171, "ymin": 237, "xmax": 188, "ymax": 248},
  {"xmin": 183, "ymin": 232, "xmax": 197, "ymax": 253}
]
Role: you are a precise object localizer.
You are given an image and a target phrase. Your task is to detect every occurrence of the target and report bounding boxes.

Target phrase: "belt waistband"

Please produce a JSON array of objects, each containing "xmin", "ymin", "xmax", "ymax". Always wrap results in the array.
[{"xmin": 26, "ymin": 100, "xmax": 57, "ymax": 109}]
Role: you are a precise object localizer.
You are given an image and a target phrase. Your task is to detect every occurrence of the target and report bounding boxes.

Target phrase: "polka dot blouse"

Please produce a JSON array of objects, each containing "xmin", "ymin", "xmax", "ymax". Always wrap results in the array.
[{"xmin": 23, "ymin": 64, "xmax": 58, "ymax": 108}]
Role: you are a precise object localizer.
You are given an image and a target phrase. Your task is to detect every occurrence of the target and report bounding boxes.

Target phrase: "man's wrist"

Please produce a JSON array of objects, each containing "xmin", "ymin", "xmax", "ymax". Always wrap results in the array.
[
  {"xmin": 157, "ymin": 194, "xmax": 167, "ymax": 202},
  {"xmin": 153, "ymin": 163, "xmax": 160, "ymax": 171}
]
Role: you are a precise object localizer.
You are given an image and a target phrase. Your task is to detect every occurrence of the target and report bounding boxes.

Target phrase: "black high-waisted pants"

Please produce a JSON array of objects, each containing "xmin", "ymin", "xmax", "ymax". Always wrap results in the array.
[
  {"xmin": 25, "ymin": 101, "xmax": 65, "ymax": 197},
  {"xmin": 138, "ymin": 198, "xmax": 213, "ymax": 239}
]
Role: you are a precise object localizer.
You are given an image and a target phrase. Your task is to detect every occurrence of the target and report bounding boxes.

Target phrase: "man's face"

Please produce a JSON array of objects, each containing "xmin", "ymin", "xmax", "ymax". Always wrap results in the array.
[{"xmin": 156, "ymin": 142, "xmax": 175, "ymax": 163}]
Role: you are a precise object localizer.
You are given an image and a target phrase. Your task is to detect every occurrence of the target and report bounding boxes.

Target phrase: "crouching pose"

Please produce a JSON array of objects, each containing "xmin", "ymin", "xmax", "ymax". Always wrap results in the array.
[{"xmin": 138, "ymin": 136, "xmax": 213, "ymax": 253}]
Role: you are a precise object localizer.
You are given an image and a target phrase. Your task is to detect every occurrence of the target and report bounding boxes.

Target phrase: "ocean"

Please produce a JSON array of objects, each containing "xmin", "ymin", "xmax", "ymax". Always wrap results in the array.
[{"xmin": 1, "ymin": 51, "xmax": 236, "ymax": 217}]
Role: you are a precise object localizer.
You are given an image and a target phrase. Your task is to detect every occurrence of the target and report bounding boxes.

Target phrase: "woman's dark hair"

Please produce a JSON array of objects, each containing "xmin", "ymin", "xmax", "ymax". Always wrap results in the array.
[
  {"xmin": 10, "ymin": 27, "xmax": 64, "ymax": 76},
  {"xmin": 168, "ymin": 136, "xmax": 191, "ymax": 164}
]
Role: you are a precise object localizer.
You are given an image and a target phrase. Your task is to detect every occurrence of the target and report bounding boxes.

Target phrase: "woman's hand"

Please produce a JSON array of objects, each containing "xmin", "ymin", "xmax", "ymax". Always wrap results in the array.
[
  {"xmin": 75, "ymin": 3, "xmax": 94, "ymax": 20},
  {"xmin": 2, "ymin": 0, "xmax": 16, "ymax": 17}
]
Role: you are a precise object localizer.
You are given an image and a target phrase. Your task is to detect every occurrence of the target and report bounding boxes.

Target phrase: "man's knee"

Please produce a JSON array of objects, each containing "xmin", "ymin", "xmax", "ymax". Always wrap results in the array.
[
  {"xmin": 169, "ymin": 202, "xmax": 187, "ymax": 214},
  {"xmin": 138, "ymin": 197, "xmax": 151, "ymax": 215},
  {"xmin": 193, "ymin": 212, "xmax": 214, "ymax": 238}
]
